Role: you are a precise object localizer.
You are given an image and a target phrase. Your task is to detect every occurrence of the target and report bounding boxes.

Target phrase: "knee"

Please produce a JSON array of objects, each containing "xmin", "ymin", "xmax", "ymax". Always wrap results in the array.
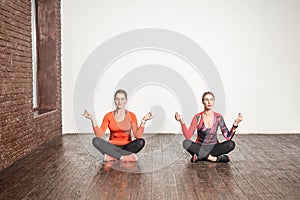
[
  {"xmin": 182, "ymin": 139, "xmax": 192, "ymax": 150},
  {"xmin": 227, "ymin": 140, "xmax": 235, "ymax": 151},
  {"xmin": 137, "ymin": 138, "xmax": 145, "ymax": 148},
  {"xmin": 92, "ymin": 137, "xmax": 101, "ymax": 147}
]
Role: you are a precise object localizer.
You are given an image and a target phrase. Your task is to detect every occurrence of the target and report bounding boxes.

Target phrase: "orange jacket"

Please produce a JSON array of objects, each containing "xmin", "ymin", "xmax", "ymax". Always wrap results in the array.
[{"xmin": 93, "ymin": 111, "xmax": 144, "ymax": 146}]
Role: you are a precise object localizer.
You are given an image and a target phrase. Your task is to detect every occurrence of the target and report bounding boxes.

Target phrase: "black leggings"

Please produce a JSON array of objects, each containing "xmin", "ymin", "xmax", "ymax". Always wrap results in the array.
[
  {"xmin": 183, "ymin": 139, "xmax": 235, "ymax": 159},
  {"xmin": 92, "ymin": 137, "xmax": 145, "ymax": 160}
]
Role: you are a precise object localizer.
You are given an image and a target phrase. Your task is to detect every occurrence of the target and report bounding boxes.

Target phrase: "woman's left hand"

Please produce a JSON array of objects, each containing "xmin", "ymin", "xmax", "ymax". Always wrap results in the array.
[
  {"xmin": 234, "ymin": 113, "xmax": 243, "ymax": 126},
  {"xmin": 143, "ymin": 112, "xmax": 153, "ymax": 121}
]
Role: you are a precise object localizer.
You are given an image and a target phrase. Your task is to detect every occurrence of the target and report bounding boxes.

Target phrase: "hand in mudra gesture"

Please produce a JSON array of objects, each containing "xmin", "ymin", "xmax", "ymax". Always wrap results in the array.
[
  {"xmin": 234, "ymin": 113, "xmax": 243, "ymax": 126},
  {"xmin": 175, "ymin": 112, "xmax": 183, "ymax": 122},
  {"xmin": 143, "ymin": 112, "xmax": 153, "ymax": 121},
  {"xmin": 82, "ymin": 110, "xmax": 94, "ymax": 120}
]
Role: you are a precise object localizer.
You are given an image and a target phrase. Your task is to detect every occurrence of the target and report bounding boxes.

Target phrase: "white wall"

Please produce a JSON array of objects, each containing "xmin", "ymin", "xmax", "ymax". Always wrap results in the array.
[{"xmin": 62, "ymin": 0, "xmax": 300, "ymax": 134}]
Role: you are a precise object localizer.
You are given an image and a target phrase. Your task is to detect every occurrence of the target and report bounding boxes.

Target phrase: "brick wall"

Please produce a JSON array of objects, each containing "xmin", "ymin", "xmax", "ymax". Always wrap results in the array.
[{"xmin": 0, "ymin": 0, "xmax": 62, "ymax": 171}]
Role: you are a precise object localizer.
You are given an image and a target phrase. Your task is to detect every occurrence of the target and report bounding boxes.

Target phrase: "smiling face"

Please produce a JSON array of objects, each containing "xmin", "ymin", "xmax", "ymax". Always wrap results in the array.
[
  {"xmin": 202, "ymin": 93, "xmax": 215, "ymax": 111},
  {"xmin": 114, "ymin": 92, "xmax": 127, "ymax": 109}
]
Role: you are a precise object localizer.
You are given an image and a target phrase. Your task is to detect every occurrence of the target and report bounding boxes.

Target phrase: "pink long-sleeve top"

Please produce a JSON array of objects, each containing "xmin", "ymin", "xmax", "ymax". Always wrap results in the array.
[{"xmin": 181, "ymin": 112, "xmax": 237, "ymax": 144}]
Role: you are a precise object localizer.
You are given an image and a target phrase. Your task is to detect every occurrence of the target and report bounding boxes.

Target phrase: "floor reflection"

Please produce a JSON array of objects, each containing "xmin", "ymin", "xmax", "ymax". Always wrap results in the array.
[{"xmin": 85, "ymin": 161, "xmax": 143, "ymax": 199}]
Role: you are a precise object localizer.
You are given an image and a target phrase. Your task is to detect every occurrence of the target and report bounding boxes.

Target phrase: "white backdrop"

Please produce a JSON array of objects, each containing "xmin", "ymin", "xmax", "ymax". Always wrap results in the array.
[{"xmin": 62, "ymin": 0, "xmax": 300, "ymax": 134}]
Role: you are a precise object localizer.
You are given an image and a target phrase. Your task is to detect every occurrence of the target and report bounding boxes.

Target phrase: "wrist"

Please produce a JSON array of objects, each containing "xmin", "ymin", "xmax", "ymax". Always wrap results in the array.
[{"xmin": 141, "ymin": 119, "xmax": 146, "ymax": 123}]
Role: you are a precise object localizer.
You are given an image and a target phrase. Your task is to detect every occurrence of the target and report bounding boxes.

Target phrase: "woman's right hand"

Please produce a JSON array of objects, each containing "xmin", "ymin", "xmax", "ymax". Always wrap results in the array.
[
  {"xmin": 82, "ymin": 110, "xmax": 94, "ymax": 120},
  {"xmin": 175, "ymin": 112, "xmax": 183, "ymax": 123}
]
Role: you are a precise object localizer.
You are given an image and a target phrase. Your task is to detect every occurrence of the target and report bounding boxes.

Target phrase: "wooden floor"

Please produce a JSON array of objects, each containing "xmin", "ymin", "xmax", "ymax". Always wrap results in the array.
[{"xmin": 0, "ymin": 134, "xmax": 299, "ymax": 200}]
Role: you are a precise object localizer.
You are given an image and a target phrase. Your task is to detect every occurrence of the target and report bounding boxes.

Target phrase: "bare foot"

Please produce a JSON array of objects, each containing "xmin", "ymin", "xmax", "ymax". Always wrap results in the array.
[
  {"xmin": 103, "ymin": 154, "xmax": 117, "ymax": 162},
  {"xmin": 207, "ymin": 154, "xmax": 217, "ymax": 162},
  {"xmin": 206, "ymin": 154, "xmax": 230, "ymax": 163},
  {"xmin": 120, "ymin": 154, "xmax": 137, "ymax": 162}
]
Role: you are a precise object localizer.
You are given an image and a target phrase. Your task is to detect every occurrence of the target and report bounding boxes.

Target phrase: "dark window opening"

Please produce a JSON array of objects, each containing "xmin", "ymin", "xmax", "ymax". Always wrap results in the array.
[{"xmin": 32, "ymin": 0, "xmax": 58, "ymax": 115}]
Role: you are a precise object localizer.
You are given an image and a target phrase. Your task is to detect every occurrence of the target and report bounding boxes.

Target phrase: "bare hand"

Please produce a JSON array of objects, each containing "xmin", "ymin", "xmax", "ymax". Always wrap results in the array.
[
  {"xmin": 143, "ymin": 112, "xmax": 153, "ymax": 121},
  {"xmin": 175, "ymin": 112, "xmax": 182, "ymax": 122},
  {"xmin": 82, "ymin": 110, "xmax": 94, "ymax": 120},
  {"xmin": 234, "ymin": 113, "xmax": 243, "ymax": 125}
]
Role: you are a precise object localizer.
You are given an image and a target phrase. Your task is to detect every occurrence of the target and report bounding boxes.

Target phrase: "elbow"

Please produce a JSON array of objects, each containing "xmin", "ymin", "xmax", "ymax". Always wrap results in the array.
[
  {"xmin": 225, "ymin": 137, "xmax": 231, "ymax": 141},
  {"xmin": 184, "ymin": 133, "xmax": 192, "ymax": 140},
  {"xmin": 134, "ymin": 133, "xmax": 143, "ymax": 139},
  {"xmin": 224, "ymin": 134, "xmax": 232, "ymax": 141},
  {"xmin": 94, "ymin": 129, "xmax": 104, "ymax": 138},
  {"xmin": 187, "ymin": 136, "xmax": 192, "ymax": 140},
  {"xmin": 134, "ymin": 128, "xmax": 144, "ymax": 139},
  {"xmin": 95, "ymin": 132, "xmax": 102, "ymax": 138},
  {"xmin": 97, "ymin": 133, "xmax": 104, "ymax": 138}
]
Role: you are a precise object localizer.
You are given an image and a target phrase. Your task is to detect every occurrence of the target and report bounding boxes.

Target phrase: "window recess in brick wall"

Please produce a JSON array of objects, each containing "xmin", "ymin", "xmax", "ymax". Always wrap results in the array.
[{"xmin": 32, "ymin": 0, "xmax": 58, "ymax": 115}]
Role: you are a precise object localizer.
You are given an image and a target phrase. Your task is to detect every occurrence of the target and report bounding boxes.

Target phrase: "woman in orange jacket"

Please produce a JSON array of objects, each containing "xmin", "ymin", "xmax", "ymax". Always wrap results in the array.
[{"xmin": 83, "ymin": 89, "xmax": 152, "ymax": 162}]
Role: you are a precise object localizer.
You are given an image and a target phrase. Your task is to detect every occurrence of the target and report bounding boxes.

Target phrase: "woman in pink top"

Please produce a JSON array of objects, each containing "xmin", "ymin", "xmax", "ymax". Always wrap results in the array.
[{"xmin": 175, "ymin": 91, "xmax": 243, "ymax": 163}]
